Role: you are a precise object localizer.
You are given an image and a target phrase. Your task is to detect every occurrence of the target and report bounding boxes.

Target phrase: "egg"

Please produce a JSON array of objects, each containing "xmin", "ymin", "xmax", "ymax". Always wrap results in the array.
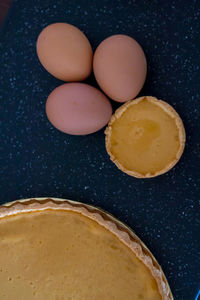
[
  {"xmin": 36, "ymin": 23, "xmax": 93, "ymax": 81},
  {"xmin": 46, "ymin": 83, "xmax": 112, "ymax": 135},
  {"xmin": 93, "ymin": 34, "xmax": 147, "ymax": 102}
]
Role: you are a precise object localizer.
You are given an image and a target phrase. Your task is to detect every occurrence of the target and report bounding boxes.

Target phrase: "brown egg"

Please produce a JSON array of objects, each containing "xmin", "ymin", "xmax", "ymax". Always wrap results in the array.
[
  {"xmin": 46, "ymin": 83, "xmax": 112, "ymax": 135},
  {"xmin": 93, "ymin": 35, "xmax": 147, "ymax": 102},
  {"xmin": 36, "ymin": 23, "xmax": 93, "ymax": 81}
]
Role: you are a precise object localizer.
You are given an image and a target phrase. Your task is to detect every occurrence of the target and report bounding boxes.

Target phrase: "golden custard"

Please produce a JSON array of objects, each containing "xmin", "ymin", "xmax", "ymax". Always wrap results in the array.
[
  {"xmin": 105, "ymin": 96, "xmax": 186, "ymax": 178},
  {"xmin": 0, "ymin": 199, "xmax": 173, "ymax": 300}
]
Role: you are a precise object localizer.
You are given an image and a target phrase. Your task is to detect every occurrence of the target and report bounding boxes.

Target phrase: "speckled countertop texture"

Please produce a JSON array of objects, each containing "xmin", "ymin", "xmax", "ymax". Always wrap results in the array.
[{"xmin": 0, "ymin": 0, "xmax": 200, "ymax": 299}]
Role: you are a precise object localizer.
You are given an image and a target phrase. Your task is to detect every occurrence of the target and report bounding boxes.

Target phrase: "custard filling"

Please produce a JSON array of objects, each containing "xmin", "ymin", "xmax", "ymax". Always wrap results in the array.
[
  {"xmin": 0, "ymin": 210, "xmax": 161, "ymax": 300},
  {"xmin": 110, "ymin": 99, "xmax": 180, "ymax": 175}
]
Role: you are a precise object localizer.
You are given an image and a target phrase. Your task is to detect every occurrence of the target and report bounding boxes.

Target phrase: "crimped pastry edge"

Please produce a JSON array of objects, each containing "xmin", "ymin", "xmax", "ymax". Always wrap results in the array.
[
  {"xmin": 0, "ymin": 197, "xmax": 173, "ymax": 300},
  {"xmin": 105, "ymin": 96, "xmax": 186, "ymax": 178}
]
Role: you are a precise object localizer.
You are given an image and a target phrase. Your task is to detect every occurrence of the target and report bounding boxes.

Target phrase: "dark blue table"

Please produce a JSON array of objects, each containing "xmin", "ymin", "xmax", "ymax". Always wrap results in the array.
[{"xmin": 0, "ymin": 1, "xmax": 200, "ymax": 299}]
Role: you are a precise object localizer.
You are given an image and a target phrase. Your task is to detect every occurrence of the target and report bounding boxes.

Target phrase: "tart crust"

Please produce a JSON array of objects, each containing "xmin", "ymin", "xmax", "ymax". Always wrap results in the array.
[
  {"xmin": 105, "ymin": 96, "xmax": 186, "ymax": 178},
  {"xmin": 0, "ymin": 197, "xmax": 173, "ymax": 300}
]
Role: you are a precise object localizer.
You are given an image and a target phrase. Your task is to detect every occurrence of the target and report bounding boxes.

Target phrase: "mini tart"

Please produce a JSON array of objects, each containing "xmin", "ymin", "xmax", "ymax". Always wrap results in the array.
[
  {"xmin": 105, "ymin": 96, "xmax": 186, "ymax": 178},
  {"xmin": 0, "ymin": 198, "xmax": 173, "ymax": 300}
]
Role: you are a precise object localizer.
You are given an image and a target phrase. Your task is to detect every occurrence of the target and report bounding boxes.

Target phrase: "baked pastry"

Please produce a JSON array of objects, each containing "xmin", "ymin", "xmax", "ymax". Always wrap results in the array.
[
  {"xmin": 105, "ymin": 96, "xmax": 186, "ymax": 178},
  {"xmin": 0, "ymin": 198, "xmax": 173, "ymax": 299}
]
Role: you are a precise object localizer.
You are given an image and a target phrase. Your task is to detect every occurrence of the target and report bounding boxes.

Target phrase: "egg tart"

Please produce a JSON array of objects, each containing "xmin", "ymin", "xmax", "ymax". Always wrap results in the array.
[
  {"xmin": 105, "ymin": 96, "xmax": 186, "ymax": 178},
  {"xmin": 0, "ymin": 198, "xmax": 173, "ymax": 300}
]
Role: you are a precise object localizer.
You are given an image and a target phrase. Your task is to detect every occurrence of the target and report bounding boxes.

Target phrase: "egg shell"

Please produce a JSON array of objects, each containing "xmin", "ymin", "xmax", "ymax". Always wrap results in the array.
[
  {"xmin": 93, "ymin": 34, "xmax": 147, "ymax": 102},
  {"xmin": 36, "ymin": 23, "xmax": 93, "ymax": 81},
  {"xmin": 46, "ymin": 83, "xmax": 112, "ymax": 135}
]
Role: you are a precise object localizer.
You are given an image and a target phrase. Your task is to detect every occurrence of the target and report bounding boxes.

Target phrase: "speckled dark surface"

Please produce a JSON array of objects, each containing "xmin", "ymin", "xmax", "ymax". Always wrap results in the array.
[{"xmin": 0, "ymin": 0, "xmax": 200, "ymax": 299}]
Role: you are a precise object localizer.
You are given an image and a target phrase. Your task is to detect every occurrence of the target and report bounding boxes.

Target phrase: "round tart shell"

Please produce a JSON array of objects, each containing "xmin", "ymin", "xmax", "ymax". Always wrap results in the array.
[
  {"xmin": 0, "ymin": 198, "xmax": 173, "ymax": 300},
  {"xmin": 105, "ymin": 96, "xmax": 186, "ymax": 178}
]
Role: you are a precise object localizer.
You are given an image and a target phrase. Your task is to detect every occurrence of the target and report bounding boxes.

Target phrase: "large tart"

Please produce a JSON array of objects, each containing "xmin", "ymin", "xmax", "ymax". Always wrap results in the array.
[
  {"xmin": 0, "ymin": 198, "xmax": 173, "ymax": 300},
  {"xmin": 105, "ymin": 96, "xmax": 186, "ymax": 178}
]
